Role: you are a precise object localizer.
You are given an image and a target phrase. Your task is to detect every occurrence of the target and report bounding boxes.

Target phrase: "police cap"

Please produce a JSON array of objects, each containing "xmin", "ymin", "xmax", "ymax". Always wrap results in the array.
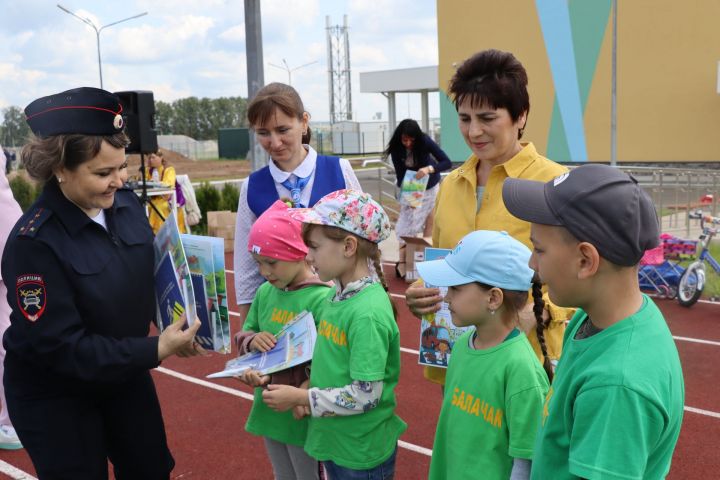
[{"xmin": 25, "ymin": 87, "xmax": 124, "ymax": 138}]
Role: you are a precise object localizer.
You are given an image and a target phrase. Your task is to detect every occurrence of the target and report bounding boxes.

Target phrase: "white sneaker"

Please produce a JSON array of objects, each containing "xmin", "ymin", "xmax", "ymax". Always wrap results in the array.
[{"xmin": 0, "ymin": 425, "xmax": 22, "ymax": 450}]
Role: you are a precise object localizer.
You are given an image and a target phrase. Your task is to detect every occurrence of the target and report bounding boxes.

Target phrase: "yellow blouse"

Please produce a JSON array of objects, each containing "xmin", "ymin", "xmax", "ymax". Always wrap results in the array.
[{"xmin": 426, "ymin": 143, "xmax": 574, "ymax": 384}]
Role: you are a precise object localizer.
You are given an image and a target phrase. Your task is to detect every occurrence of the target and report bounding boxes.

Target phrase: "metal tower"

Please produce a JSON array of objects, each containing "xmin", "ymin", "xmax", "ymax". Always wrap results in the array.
[{"xmin": 326, "ymin": 15, "xmax": 352, "ymax": 123}]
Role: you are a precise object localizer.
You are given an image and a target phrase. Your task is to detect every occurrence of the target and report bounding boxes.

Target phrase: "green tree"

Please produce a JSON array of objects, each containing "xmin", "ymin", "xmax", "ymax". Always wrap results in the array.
[
  {"xmin": 194, "ymin": 182, "xmax": 221, "ymax": 230},
  {"xmin": 153, "ymin": 96, "xmax": 248, "ymax": 140},
  {"xmin": 9, "ymin": 176, "xmax": 40, "ymax": 212},
  {"xmin": 155, "ymin": 100, "xmax": 173, "ymax": 135},
  {"xmin": 219, "ymin": 182, "xmax": 240, "ymax": 212},
  {"xmin": 1, "ymin": 106, "xmax": 31, "ymax": 147}
]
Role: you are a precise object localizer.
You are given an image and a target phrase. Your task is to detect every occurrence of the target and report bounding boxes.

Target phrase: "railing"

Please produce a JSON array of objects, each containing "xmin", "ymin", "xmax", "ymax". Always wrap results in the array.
[{"xmin": 373, "ymin": 162, "xmax": 720, "ymax": 238}]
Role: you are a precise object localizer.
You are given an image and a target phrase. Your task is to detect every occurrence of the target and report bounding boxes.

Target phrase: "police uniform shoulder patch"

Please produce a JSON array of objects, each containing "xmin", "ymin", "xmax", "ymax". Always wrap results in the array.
[
  {"xmin": 16, "ymin": 274, "xmax": 47, "ymax": 322},
  {"xmin": 17, "ymin": 207, "xmax": 52, "ymax": 238}
]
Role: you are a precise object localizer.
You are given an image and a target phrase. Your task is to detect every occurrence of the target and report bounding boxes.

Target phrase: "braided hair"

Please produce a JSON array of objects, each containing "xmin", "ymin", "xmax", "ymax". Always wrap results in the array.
[
  {"xmin": 477, "ymin": 280, "xmax": 554, "ymax": 382},
  {"xmin": 531, "ymin": 280, "xmax": 554, "ymax": 382}
]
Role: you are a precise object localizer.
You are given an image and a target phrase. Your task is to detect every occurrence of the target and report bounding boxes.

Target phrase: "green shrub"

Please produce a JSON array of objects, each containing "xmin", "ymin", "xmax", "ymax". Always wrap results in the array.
[
  {"xmin": 219, "ymin": 182, "xmax": 240, "ymax": 212},
  {"xmin": 194, "ymin": 182, "xmax": 221, "ymax": 230},
  {"xmin": 9, "ymin": 176, "xmax": 40, "ymax": 212}
]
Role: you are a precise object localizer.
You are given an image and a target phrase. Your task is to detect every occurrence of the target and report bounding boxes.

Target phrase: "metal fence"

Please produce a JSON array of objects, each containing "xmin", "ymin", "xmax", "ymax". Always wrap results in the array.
[
  {"xmin": 158, "ymin": 140, "xmax": 219, "ymax": 160},
  {"xmin": 372, "ymin": 162, "xmax": 720, "ymax": 238},
  {"xmin": 312, "ymin": 131, "xmax": 387, "ymax": 156}
]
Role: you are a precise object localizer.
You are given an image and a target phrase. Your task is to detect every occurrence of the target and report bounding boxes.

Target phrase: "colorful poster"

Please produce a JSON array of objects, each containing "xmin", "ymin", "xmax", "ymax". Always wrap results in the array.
[
  {"xmin": 208, "ymin": 236, "xmax": 231, "ymax": 354},
  {"xmin": 418, "ymin": 248, "xmax": 471, "ymax": 368},
  {"xmin": 153, "ymin": 211, "xmax": 196, "ymax": 328},
  {"xmin": 182, "ymin": 234, "xmax": 230, "ymax": 353},
  {"xmin": 190, "ymin": 273, "xmax": 213, "ymax": 348},
  {"xmin": 207, "ymin": 311, "xmax": 316, "ymax": 379},
  {"xmin": 153, "ymin": 251, "xmax": 186, "ymax": 330},
  {"xmin": 400, "ymin": 170, "xmax": 429, "ymax": 208}
]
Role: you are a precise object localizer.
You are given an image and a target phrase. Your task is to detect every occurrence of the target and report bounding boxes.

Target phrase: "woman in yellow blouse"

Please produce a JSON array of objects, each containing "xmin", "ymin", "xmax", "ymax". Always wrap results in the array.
[
  {"xmin": 144, "ymin": 150, "xmax": 187, "ymax": 234},
  {"xmin": 405, "ymin": 49, "xmax": 575, "ymax": 387}
]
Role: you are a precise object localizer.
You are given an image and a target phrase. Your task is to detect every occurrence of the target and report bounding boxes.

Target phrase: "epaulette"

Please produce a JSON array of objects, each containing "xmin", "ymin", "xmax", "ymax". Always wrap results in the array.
[{"xmin": 17, "ymin": 207, "xmax": 52, "ymax": 238}]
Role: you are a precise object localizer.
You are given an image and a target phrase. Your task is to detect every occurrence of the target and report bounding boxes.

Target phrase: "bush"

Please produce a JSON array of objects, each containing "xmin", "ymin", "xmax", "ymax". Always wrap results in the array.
[
  {"xmin": 194, "ymin": 182, "xmax": 221, "ymax": 230},
  {"xmin": 219, "ymin": 182, "xmax": 240, "ymax": 212},
  {"xmin": 9, "ymin": 176, "xmax": 40, "ymax": 212}
]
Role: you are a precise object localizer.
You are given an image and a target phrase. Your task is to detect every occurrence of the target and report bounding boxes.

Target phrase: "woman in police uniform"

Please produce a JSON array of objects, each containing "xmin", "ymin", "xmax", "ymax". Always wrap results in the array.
[{"xmin": 1, "ymin": 87, "xmax": 202, "ymax": 479}]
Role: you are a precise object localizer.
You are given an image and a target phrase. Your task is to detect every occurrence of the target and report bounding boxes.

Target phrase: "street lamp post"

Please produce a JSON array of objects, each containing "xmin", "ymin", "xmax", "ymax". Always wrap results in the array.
[
  {"xmin": 57, "ymin": 4, "xmax": 147, "ymax": 89},
  {"xmin": 268, "ymin": 59, "xmax": 318, "ymax": 86}
]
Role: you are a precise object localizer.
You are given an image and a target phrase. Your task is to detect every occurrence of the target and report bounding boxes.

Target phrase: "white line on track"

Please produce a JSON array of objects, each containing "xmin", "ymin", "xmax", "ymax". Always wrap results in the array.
[
  {"xmin": 156, "ymin": 367, "xmax": 254, "ymax": 401},
  {"xmin": 155, "ymin": 367, "xmax": 433, "ymax": 456},
  {"xmin": 672, "ymin": 336, "xmax": 720, "ymax": 347},
  {"xmin": 684, "ymin": 406, "xmax": 720, "ymax": 419},
  {"xmin": 0, "ymin": 460, "xmax": 37, "ymax": 480}
]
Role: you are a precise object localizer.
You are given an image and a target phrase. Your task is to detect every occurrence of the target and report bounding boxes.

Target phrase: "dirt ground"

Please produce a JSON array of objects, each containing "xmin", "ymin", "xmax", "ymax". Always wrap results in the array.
[
  {"xmin": 8, "ymin": 148, "xmax": 251, "ymax": 186},
  {"xmin": 126, "ymin": 148, "xmax": 251, "ymax": 182}
]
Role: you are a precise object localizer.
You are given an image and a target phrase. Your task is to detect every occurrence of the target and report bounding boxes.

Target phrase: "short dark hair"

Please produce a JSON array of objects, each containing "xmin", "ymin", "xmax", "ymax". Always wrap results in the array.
[{"xmin": 448, "ymin": 49, "xmax": 530, "ymax": 138}]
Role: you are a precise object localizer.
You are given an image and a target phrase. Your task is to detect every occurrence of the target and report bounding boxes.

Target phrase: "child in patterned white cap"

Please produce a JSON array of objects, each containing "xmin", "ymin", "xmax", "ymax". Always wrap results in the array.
[
  {"xmin": 263, "ymin": 189, "xmax": 408, "ymax": 478},
  {"xmin": 234, "ymin": 199, "xmax": 331, "ymax": 480}
]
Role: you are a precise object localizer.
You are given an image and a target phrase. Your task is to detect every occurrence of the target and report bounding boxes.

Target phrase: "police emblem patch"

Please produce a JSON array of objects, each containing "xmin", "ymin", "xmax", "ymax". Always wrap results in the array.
[{"xmin": 16, "ymin": 274, "xmax": 47, "ymax": 322}]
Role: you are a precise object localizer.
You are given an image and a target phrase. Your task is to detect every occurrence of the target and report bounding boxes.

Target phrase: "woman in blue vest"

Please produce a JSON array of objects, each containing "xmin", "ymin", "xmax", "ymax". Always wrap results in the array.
[{"xmin": 234, "ymin": 83, "xmax": 361, "ymax": 321}]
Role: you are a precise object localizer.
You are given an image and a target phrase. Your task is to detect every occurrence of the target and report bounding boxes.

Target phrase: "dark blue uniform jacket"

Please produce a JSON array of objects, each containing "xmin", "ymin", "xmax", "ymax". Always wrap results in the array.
[{"xmin": 1, "ymin": 181, "xmax": 159, "ymax": 396}]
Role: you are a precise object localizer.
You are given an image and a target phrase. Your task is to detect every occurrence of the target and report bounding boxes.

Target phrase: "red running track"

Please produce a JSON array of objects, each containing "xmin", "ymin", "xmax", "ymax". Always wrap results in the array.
[{"xmin": 1, "ymin": 254, "xmax": 719, "ymax": 479}]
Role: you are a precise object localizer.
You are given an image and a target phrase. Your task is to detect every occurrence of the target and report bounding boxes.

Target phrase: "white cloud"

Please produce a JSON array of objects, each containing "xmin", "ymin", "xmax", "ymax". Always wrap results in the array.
[
  {"xmin": 219, "ymin": 24, "xmax": 245, "ymax": 43},
  {"xmin": 108, "ymin": 15, "xmax": 215, "ymax": 63},
  {"xmin": 0, "ymin": 0, "xmax": 440, "ymax": 125}
]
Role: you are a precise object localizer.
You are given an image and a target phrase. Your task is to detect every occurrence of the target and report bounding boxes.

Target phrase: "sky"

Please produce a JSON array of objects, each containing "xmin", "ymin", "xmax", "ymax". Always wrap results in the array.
[{"xmin": 0, "ymin": 0, "xmax": 440, "ymax": 124}]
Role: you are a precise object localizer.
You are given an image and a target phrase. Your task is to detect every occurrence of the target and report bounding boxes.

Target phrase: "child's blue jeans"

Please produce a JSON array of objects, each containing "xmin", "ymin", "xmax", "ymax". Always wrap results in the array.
[{"xmin": 322, "ymin": 446, "xmax": 397, "ymax": 480}]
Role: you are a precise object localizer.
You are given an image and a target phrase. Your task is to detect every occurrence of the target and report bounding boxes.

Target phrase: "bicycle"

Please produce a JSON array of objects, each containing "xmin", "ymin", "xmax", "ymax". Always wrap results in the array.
[{"xmin": 677, "ymin": 210, "xmax": 720, "ymax": 307}]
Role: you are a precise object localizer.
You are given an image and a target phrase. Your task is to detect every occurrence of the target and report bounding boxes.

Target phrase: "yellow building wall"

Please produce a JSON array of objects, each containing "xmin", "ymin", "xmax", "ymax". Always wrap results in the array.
[{"xmin": 437, "ymin": 0, "xmax": 720, "ymax": 163}]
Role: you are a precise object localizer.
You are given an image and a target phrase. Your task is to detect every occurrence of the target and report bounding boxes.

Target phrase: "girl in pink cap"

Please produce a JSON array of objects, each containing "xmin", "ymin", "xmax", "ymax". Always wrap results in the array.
[
  {"xmin": 262, "ymin": 190, "xmax": 407, "ymax": 479},
  {"xmin": 234, "ymin": 199, "xmax": 331, "ymax": 480}
]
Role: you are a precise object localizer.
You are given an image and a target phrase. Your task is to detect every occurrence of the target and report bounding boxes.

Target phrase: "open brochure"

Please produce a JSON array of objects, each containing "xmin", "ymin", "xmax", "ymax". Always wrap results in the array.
[
  {"xmin": 153, "ymin": 211, "xmax": 231, "ymax": 353},
  {"xmin": 399, "ymin": 170, "xmax": 429, "ymax": 208},
  {"xmin": 418, "ymin": 248, "xmax": 471, "ymax": 368},
  {"xmin": 207, "ymin": 310, "xmax": 317, "ymax": 379}
]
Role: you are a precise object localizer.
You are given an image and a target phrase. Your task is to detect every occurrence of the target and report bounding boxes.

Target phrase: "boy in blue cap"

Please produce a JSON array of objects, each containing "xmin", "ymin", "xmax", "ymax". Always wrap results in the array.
[
  {"xmin": 418, "ymin": 230, "xmax": 552, "ymax": 480},
  {"xmin": 502, "ymin": 164, "xmax": 684, "ymax": 480}
]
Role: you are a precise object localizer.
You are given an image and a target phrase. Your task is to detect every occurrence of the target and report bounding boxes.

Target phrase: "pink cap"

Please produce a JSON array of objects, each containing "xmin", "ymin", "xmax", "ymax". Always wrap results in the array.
[{"xmin": 248, "ymin": 200, "xmax": 308, "ymax": 261}]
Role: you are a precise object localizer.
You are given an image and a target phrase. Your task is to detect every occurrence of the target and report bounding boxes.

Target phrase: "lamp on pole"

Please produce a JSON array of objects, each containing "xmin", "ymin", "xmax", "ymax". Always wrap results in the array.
[
  {"xmin": 268, "ymin": 59, "xmax": 318, "ymax": 86},
  {"xmin": 57, "ymin": 4, "xmax": 147, "ymax": 89}
]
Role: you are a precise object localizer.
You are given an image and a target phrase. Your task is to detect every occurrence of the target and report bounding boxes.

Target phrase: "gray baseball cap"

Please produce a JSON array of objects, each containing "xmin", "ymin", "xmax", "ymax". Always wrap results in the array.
[{"xmin": 502, "ymin": 164, "xmax": 660, "ymax": 266}]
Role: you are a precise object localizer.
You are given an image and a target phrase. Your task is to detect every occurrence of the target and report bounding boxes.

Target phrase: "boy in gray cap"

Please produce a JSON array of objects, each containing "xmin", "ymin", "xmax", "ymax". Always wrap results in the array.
[{"xmin": 502, "ymin": 164, "xmax": 684, "ymax": 480}]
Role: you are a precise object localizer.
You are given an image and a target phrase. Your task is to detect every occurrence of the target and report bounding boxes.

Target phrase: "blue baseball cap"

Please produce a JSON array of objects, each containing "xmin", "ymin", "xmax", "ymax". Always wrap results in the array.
[{"xmin": 416, "ymin": 230, "xmax": 534, "ymax": 291}]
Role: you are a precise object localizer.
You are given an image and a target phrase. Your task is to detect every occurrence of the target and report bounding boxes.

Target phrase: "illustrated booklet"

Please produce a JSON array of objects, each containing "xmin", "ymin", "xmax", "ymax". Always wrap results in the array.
[
  {"xmin": 153, "ymin": 211, "xmax": 197, "ymax": 330},
  {"xmin": 207, "ymin": 310, "xmax": 317, "ymax": 378},
  {"xmin": 399, "ymin": 170, "xmax": 429, "ymax": 208},
  {"xmin": 418, "ymin": 247, "xmax": 471, "ymax": 368},
  {"xmin": 181, "ymin": 234, "xmax": 232, "ymax": 353}
]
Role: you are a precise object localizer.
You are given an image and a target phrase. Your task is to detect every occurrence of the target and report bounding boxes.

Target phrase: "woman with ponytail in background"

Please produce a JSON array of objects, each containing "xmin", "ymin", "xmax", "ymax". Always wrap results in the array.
[{"xmin": 417, "ymin": 230, "xmax": 552, "ymax": 480}]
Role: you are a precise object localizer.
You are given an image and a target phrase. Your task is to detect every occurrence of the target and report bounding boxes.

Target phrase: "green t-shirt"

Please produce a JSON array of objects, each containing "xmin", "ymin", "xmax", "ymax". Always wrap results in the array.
[
  {"xmin": 531, "ymin": 295, "xmax": 685, "ymax": 480},
  {"xmin": 242, "ymin": 281, "xmax": 331, "ymax": 446},
  {"xmin": 304, "ymin": 283, "xmax": 408, "ymax": 469},
  {"xmin": 429, "ymin": 330, "xmax": 549, "ymax": 480}
]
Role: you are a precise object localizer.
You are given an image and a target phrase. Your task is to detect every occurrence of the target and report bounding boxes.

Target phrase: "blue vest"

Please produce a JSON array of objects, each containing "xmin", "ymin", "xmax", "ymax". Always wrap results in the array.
[{"xmin": 246, "ymin": 155, "xmax": 346, "ymax": 218}]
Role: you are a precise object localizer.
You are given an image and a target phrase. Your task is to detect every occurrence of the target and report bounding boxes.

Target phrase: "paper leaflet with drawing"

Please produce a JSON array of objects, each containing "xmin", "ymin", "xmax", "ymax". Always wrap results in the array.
[
  {"xmin": 207, "ymin": 311, "xmax": 317, "ymax": 378},
  {"xmin": 400, "ymin": 170, "xmax": 429, "ymax": 208},
  {"xmin": 418, "ymin": 247, "xmax": 471, "ymax": 368}
]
